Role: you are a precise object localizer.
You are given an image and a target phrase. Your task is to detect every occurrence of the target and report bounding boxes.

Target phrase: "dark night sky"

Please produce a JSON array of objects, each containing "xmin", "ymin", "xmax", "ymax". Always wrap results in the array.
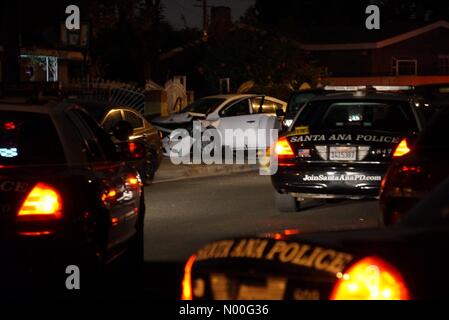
[{"xmin": 163, "ymin": 0, "xmax": 255, "ymax": 29}]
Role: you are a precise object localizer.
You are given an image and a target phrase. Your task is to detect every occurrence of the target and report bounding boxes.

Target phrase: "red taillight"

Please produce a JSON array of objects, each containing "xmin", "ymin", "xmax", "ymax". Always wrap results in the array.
[
  {"xmin": 393, "ymin": 138, "xmax": 411, "ymax": 157},
  {"xmin": 4, "ymin": 122, "xmax": 16, "ymax": 130},
  {"xmin": 127, "ymin": 173, "xmax": 142, "ymax": 188},
  {"xmin": 330, "ymin": 257, "xmax": 410, "ymax": 300},
  {"xmin": 17, "ymin": 183, "xmax": 63, "ymax": 222},
  {"xmin": 273, "ymin": 137, "xmax": 294, "ymax": 158},
  {"xmin": 128, "ymin": 142, "xmax": 144, "ymax": 159},
  {"xmin": 181, "ymin": 254, "xmax": 197, "ymax": 300}
]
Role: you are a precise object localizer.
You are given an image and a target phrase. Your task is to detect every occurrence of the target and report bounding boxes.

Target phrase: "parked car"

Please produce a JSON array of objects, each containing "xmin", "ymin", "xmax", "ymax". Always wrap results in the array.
[
  {"xmin": 0, "ymin": 99, "xmax": 145, "ymax": 295},
  {"xmin": 151, "ymin": 94, "xmax": 287, "ymax": 157},
  {"xmin": 71, "ymin": 101, "xmax": 163, "ymax": 184},
  {"xmin": 271, "ymin": 90, "xmax": 430, "ymax": 212},
  {"xmin": 181, "ymin": 176, "xmax": 449, "ymax": 300},
  {"xmin": 380, "ymin": 105, "xmax": 449, "ymax": 225}
]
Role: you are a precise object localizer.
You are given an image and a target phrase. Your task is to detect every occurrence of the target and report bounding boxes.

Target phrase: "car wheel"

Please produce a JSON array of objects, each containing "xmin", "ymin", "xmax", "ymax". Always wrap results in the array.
[
  {"xmin": 144, "ymin": 149, "xmax": 158, "ymax": 185},
  {"xmin": 274, "ymin": 191, "xmax": 300, "ymax": 212}
]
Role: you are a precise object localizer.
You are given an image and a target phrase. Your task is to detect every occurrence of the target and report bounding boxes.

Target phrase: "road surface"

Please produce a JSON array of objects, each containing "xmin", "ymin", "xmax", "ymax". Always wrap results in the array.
[{"xmin": 144, "ymin": 171, "xmax": 381, "ymax": 263}]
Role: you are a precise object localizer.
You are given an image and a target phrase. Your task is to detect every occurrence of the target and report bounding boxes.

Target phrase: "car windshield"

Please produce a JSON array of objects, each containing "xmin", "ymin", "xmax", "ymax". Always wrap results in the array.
[
  {"xmin": 0, "ymin": 111, "xmax": 66, "ymax": 166},
  {"xmin": 181, "ymin": 98, "xmax": 225, "ymax": 115},
  {"xmin": 293, "ymin": 100, "xmax": 418, "ymax": 133}
]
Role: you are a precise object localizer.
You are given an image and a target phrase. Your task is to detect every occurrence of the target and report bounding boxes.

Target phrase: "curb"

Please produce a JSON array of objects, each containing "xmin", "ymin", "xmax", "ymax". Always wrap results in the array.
[{"xmin": 153, "ymin": 164, "xmax": 259, "ymax": 184}]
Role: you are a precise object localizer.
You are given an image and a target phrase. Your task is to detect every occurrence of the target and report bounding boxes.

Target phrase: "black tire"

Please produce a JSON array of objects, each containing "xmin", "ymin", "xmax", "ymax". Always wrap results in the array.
[
  {"xmin": 143, "ymin": 149, "xmax": 157, "ymax": 185},
  {"xmin": 274, "ymin": 191, "xmax": 301, "ymax": 212}
]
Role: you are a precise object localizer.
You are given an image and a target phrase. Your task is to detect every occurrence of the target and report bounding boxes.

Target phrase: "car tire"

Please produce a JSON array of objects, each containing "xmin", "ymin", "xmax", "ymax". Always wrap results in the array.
[
  {"xmin": 144, "ymin": 149, "xmax": 158, "ymax": 185},
  {"xmin": 274, "ymin": 191, "xmax": 300, "ymax": 212}
]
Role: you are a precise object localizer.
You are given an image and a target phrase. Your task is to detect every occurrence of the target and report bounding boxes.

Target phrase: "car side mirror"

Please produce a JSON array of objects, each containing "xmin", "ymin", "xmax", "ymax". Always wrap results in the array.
[
  {"xmin": 276, "ymin": 109, "xmax": 285, "ymax": 117},
  {"xmin": 206, "ymin": 113, "xmax": 220, "ymax": 122},
  {"xmin": 112, "ymin": 121, "xmax": 133, "ymax": 141}
]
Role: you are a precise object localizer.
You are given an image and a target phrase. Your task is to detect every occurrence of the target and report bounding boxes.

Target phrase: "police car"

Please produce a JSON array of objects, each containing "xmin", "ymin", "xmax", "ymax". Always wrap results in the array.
[
  {"xmin": 181, "ymin": 177, "xmax": 449, "ymax": 300},
  {"xmin": 271, "ymin": 89, "xmax": 430, "ymax": 212},
  {"xmin": 0, "ymin": 98, "xmax": 145, "ymax": 295}
]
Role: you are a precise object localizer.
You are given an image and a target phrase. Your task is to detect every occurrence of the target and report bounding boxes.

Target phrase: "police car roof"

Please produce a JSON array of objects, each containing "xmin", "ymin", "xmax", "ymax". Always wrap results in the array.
[
  {"xmin": 0, "ymin": 98, "xmax": 75, "ymax": 115},
  {"xmin": 309, "ymin": 91, "xmax": 411, "ymax": 102}
]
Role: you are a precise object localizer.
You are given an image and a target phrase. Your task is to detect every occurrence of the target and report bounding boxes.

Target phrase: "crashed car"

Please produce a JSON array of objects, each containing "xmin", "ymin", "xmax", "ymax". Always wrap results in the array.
[
  {"xmin": 380, "ymin": 105, "xmax": 449, "ymax": 225},
  {"xmin": 151, "ymin": 94, "xmax": 287, "ymax": 157},
  {"xmin": 181, "ymin": 176, "xmax": 449, "ymax": 300},
  {"xmin": 271, "ymin": 90, "xmax": 429, "ymax": 212}
]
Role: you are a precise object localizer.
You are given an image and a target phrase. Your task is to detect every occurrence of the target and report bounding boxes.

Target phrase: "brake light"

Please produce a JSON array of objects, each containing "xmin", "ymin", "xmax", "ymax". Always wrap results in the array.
[
  {"xmin": 101, "ymin": 188, "xmax": 117, "ymax": 206},
  {"xmin": 17, "ymin": 183, "xmax": 63, "ymax": 222},
  {"xmin": 393, "ymin": 139, "xmax": 411, "ymax": 157},
  {"xmin": 127, "ymin": 174, "xmax": 142, "ymax": 189},
  {"xmin": 181, "ymin": 254, "xmax": 197, "ymax": 300},
  {"xmin": 129, "ymin": 142, "xmax": 144, "ymax": 159},
  {"xmin": 274, "ymin": 137, "xmax": 294, "ymax": 158},
  {"xmin": 4, "ymin": 122, "xmax": 16, "ymax": 130},
  {"xmin": 330, "ymin": 257, "xmax": 409, "ymax": 300}
]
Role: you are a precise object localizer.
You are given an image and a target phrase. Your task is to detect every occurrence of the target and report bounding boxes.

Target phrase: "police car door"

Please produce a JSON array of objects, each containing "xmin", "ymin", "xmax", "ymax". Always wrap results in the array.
[{"xmin": 69, "ymin": 109, "xmax": 139, "ymax": 248}]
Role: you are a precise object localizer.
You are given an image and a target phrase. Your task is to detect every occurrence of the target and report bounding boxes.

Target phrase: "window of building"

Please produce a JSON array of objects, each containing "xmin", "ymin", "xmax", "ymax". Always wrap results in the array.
[
  {"xmin": 392, "ymin": 58, "xmax": 417, "ymax": 76},
  {"xmin": 438, "ymin": 55, "xmax": 449, "ymax": 75}
]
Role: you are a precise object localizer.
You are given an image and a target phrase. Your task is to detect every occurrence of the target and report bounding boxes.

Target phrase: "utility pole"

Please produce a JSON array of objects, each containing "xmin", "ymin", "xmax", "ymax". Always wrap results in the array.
[{"xmin": 195, "ymin": 0, "xmax": 209, "ymax": 41}]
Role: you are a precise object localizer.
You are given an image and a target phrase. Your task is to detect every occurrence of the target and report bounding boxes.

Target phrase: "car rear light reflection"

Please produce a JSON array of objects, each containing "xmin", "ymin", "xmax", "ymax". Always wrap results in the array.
[
  {"xmin": 17, "ymin": 183, "xmax": 63, "ymax": 222},
  {"xmin": 330, "ymin": 257, "xmax": 410, "ymax": 300},
  {"xmin": 182, "ymin": 254, "xmax": 197, "ymax": 300},
  {"xmin": 393, "ymin": 138, "xmax": 411, "ymax": 157}
]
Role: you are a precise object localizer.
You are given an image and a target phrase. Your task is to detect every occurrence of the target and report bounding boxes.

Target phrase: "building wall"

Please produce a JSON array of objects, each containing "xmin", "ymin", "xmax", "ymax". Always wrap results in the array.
[
  {"xmin": 311, "ymin": 50, "xmax": 373, "ymax": 77},
  {"xmin": 312, "ymin": 27, "xmax": 449, "ymax": 77},
  {"xmin": 372, "ymin": 27, "xmax": 449, "ymax": 76}
]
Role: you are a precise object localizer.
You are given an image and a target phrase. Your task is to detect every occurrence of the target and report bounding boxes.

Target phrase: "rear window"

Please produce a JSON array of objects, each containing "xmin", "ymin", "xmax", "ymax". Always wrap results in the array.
[
  {"xmin": 293, "ymin": 100, "xmax": 418, "ymax": 133},
  {"xmin": 181, "ymin": 98, "xmax": 225, "ymax": 115},
  {"xmin": 0, "ymin": 112, "xmax": 66, "ymax": 166}
]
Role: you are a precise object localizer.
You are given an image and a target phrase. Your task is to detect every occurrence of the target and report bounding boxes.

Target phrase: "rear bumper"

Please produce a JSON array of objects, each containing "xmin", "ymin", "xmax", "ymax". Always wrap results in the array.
[{"xmin": 272, "ymin": 164, "xmax": 388, "ymax": 199}]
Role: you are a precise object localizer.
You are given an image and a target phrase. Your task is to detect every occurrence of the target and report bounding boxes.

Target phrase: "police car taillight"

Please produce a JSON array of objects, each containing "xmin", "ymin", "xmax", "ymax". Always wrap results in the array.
[
  {"xmin": 274, "ymin": 137, "xmax": 294, "ymax": 158},
  {"xmin": 393, "ymin": 138, "xmax": 411, "ymax": 157},
  {"xmin": 17, "ymin": 183, "xmax": 63, "ymax": 222},
  {"xmin": 181, "ymin": 254, "xmax": 197, "ymax": 300},
  {"xmin": 330, "ymin": 257, "xmax": 410, "ymax": 300}
]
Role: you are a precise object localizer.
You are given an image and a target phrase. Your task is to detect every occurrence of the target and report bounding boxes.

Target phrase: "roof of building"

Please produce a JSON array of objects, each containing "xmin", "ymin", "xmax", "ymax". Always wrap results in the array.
[{"xmin": 300, "ymin": 19, "xmax": 449, "ymax": 51}]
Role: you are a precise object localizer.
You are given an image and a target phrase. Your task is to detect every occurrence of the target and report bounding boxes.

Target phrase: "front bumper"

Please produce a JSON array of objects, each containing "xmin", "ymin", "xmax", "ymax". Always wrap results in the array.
[{"xmin": 272, "ymin": 163, "xmax": 388, "ymax": 199}]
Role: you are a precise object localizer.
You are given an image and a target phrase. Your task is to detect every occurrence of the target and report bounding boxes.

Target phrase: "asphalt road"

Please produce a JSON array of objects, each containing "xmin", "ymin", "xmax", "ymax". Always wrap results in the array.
[{"xmin": 144, "ymin": 171, "xmax": 381, "ymax": 263}]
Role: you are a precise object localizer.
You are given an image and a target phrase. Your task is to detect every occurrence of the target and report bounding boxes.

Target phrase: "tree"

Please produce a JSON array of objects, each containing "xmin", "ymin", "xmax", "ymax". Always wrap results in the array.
[
  {"xmin": 202, "ymin": 27, "xmax": 321, "ymax": 99},
  {"xmin": 88, "ymin": 0, "xmax": 166, "ymax": 84}
]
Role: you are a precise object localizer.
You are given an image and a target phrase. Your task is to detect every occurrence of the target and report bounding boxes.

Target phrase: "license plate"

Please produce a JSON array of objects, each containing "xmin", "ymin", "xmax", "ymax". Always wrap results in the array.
[
  {"xmin": 329, "ymin": 146, "xmax": 356, "ymax": 161},
  {"xmin": 210, "ymin": 274, "xmax": 287, "ymax": 300}
]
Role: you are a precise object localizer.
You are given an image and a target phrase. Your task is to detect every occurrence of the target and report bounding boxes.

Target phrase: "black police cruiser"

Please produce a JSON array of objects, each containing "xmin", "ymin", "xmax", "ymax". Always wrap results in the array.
[
  {"xmin": 271, "ymin": 90, "xmax": 429, "ymax": 212},
  {"xmin": 182, "ymin": 176, "xmax": 449, "ymax": 300},
  {"xmin": 0, "ymin": 98, "xmax": 145, "ymax": 296}
]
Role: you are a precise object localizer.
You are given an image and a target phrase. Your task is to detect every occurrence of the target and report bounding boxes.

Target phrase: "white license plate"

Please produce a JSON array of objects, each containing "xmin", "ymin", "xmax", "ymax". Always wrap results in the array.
[{"xmin": 329, "ymin": 147, "xmax": 357, "ymax": 161}]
